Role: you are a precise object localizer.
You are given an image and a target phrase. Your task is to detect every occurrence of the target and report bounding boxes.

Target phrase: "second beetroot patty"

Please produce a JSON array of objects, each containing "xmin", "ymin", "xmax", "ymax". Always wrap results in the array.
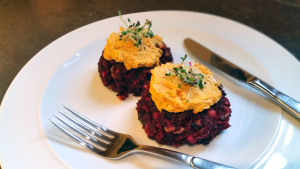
[{"xmin": 136, "ymin": 85, "xmax": 231, "ymax": 147}]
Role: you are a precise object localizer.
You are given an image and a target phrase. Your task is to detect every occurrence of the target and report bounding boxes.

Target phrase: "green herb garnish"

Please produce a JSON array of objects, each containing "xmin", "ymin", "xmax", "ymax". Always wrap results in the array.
[
  {"xmin": 166, "ymin": 55, "xmax": 206, "ymax": 102},
  {"xmin": 118, "ymin": 10, "xmax": 154, "ymax": 48},
  {"xmin": 180, "ymin": 54, "xmax": 187, "ymax": 64}
]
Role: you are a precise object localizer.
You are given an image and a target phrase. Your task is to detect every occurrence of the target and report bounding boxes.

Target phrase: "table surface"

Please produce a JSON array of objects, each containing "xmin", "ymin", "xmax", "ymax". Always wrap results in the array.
[
  {"xmin": 0, "ymin": 1, "xmax": 300, "ymax": 168},
  {"xmin": 0, "ymin": 0, "xmax": 300, "ymax": 103}
]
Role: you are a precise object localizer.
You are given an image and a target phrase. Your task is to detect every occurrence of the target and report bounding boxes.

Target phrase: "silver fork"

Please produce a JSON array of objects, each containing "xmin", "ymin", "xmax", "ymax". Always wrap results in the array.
[{"xmin": 49, "ymin": 106, "xmax": 235, "ymax": 169}]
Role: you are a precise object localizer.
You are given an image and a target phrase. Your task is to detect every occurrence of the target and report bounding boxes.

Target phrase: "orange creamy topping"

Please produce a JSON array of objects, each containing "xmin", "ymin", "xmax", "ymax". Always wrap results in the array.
[
  {"xmin": 103, "ymin": 29, "xmax": 164, "ymax": 70},
  {"xmin": 149, "ymin": 63, "xmax": 222, "ymax": 114}
]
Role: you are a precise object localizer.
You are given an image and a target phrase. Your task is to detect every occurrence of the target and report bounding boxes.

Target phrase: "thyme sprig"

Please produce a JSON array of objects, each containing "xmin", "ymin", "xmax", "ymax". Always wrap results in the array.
[
  {"xmin": 165, "ymin": 55, "xmax": 205, "ymax": 102},
  {"xmin": 118, "ymin": 10, "xmax": 154, "ymax": 48}
]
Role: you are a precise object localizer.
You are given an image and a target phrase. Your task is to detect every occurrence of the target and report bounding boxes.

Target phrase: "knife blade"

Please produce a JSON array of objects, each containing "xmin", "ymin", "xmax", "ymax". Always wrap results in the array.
[{"xmin": 184, "ymin": 38, "xmax": 300, "ymax": 120}]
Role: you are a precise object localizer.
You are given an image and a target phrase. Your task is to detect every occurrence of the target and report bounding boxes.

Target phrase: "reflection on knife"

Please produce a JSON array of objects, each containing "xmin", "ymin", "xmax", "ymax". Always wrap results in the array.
[{"xmin": 184, "ymin": 38, "xmax": 300, "ymax": 120}]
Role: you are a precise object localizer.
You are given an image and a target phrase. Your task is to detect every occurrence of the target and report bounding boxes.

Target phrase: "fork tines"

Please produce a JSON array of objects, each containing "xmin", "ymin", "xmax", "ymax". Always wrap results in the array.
[{"xmin": 50, "ymin": 105, "xmax": 115, "ymax": 152}]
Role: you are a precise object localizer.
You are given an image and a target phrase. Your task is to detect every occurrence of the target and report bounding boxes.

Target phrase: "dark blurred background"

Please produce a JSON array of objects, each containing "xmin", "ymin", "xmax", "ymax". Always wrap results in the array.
[{"xmin": 0, "ymin": 0, "xmax": 299, "ymax": 103}]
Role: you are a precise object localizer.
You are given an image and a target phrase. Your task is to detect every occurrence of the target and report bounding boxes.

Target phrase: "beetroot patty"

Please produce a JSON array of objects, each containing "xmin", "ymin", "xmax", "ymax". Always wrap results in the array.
[
  {"xmin": 136, "ymin": 85, "xmax": 231, "ymax": 147},
  {"xmin": 98, "ymin": 43, "xmax": 173, "ymax": 100}
]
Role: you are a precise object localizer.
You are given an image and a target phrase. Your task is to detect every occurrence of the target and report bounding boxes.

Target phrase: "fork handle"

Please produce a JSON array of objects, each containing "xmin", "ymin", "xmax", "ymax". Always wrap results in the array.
[{"xmin": 137, "ymin": 145, "xmax": 235, "ymax": 169}]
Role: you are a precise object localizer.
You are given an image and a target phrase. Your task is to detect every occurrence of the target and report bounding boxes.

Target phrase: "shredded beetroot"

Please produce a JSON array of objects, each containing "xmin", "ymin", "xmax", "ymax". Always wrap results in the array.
[
  {"xmin": 136, "ymin": 85, "xmax": 231, "ymax": 147},
  {"xmin": 98, "ymin": 43, "xmax": 173, "ymax": 100}
]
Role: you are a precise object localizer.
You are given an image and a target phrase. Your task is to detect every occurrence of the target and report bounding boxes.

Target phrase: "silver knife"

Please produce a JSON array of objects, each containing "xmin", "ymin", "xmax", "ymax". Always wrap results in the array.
[{"xmin": 184, "ymin": 38, "xmax": 300, "ymax": 120}]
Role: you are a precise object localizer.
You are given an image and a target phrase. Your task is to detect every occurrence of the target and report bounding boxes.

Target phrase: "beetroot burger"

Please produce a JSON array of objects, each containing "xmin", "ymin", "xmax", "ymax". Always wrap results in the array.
[
  {"xmin": 137, "ymin": 56, "xmax": 231, "ymax": 147},
  {"xmin": 98, "ymin": 11, "xmax": 173, "ymax": 100}
]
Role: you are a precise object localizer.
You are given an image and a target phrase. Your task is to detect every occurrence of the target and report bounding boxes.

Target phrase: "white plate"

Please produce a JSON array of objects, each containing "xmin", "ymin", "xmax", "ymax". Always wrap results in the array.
[{"xmin": 0, "ymin": 11, "xmax": 300, "ymax": 169}]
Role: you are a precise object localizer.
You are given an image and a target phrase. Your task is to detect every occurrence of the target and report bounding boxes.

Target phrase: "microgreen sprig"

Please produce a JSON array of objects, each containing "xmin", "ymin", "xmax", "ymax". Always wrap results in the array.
[
  {"xmin": 180, "ymin": 54, "xmax": 187, "ymax": 64},
  {"xmin": 118, "ymin": 10, "xmax": 154, "ymax": 48},
  {"xmin": 166, "ymin": 55, "xmax": 204, "ymax": 89},
  {"xmin": 165, "ymin": 55, "xmax": 205, "ymax": 102}
]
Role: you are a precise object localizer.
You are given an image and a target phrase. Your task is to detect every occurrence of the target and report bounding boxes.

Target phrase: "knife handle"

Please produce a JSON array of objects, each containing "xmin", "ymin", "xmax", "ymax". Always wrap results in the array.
[{"xmin": 247, "ymin": 78, "xmax": 300, "ymax": 119}]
